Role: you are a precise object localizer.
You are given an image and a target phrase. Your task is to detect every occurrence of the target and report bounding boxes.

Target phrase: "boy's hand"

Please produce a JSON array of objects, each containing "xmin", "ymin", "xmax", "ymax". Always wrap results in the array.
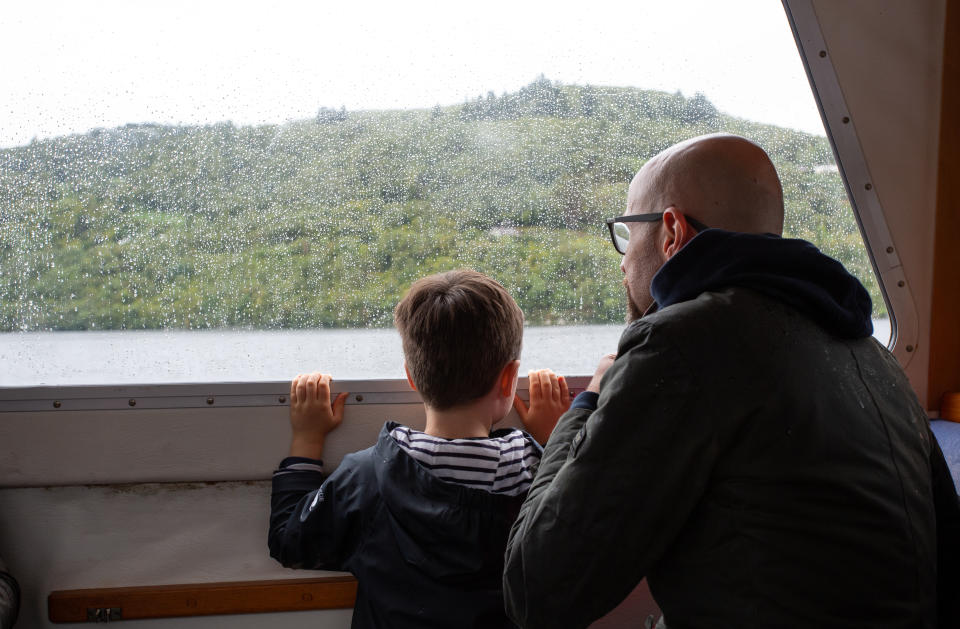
[
  {"xmin": 513, "ymin": 369, "xmax": 570, "ymax": 446},
  {"xmin": 289, "ymin": 372, "xmax": 348, "ymax": 459}
]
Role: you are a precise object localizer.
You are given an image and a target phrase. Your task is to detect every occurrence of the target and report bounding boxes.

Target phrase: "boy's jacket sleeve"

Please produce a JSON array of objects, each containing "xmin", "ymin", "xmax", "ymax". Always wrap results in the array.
[
  {"xmin": 268, "ymin": 454, "xmax": 370, "ymax": 571},
  {"xmin": 503, "ymin": 321, "xmax": 707, "ymax": 629}
]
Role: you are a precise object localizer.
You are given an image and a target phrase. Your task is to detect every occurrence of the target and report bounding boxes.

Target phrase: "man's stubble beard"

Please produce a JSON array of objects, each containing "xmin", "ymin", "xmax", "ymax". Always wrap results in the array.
[
  {"xmin": 624, "ymin": 277, "xmax": 645, "ymax": 323},
  {"xmin": 621, "ymin": 225, "xmax": 663, "ymax": 323}
]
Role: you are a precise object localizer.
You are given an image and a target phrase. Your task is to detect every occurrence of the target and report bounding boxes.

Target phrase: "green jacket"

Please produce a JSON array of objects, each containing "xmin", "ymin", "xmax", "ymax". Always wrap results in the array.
[{"xmin": 503, "ymin": 286, "xmax": 957, "ymax": 629}]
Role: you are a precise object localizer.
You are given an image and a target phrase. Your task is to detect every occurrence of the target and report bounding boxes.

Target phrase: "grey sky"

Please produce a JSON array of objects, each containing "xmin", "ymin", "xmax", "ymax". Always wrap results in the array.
[{"xmin": 0, "ymin": 0, "xmax": 825, "ymax": 148}]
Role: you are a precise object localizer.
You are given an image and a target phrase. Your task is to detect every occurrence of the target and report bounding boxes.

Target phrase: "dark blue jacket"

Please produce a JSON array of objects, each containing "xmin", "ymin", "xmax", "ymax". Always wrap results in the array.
[{"xmin": 269, "ymin": 422, "xmax": 527, "ymax": 628}]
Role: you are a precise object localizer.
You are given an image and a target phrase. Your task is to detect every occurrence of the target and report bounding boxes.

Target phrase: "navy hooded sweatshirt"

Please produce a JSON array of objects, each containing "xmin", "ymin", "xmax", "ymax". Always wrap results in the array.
[{"xmin": 649, "ymin": 229, "xmax": 873, "ymax": 338}]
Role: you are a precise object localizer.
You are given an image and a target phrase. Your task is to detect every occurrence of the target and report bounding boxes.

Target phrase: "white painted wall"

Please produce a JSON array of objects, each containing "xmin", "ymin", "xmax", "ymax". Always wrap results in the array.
[
  {"xmin": 0, "ymin": 482, "xmax": 354, "ymax": 628},
  {"xmin": 0, "ymin": 401, "xmax": 416, "ymax": 488}
]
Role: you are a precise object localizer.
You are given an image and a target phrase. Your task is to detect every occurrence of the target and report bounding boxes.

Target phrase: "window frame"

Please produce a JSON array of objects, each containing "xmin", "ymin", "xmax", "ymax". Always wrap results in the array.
[
  {"xmin": 0, "ymin": 3, "xmax": 904, "ymax": 411},
  {"xmin": 0, "ymin": 376, "xmax": 590, "ymax": 413},
  {"xmin": 783, "ymin": 0, "xmax": 916, "ymax": 364}
]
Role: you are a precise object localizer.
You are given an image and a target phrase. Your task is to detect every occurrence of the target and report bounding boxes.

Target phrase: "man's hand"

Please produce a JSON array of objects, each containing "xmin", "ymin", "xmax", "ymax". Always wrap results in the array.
[
  {"xmin": 586, "ymin": 353, "xmax": 617, "ymax": 393},
  {"xmin": 289, "ymin": 372, "xmax": 348, "ymax": 459},
  {"xmin": 513, "ymin": 369, "xmax": 570, "ymax": 445}
]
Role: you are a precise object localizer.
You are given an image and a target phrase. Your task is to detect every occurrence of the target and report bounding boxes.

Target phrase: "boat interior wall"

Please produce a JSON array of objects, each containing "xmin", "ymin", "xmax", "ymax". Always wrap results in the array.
[
  {"xmin": 0, "ymin": 482, "xmax": 355, "ymax": 628},
  {"xmin": 2, "ymin": 403, "xmax": 404, "ymax": 489},
  {"xmin": 807, "ymin": 0, "xmax": 947, "ymax": 408},
  {"xmin": 0, "ymin": 399, "xmax": 438, "ymax": 628},
  {"xmin": 929, "ymin": 0, "xmax": 960, "ymax": 411}
]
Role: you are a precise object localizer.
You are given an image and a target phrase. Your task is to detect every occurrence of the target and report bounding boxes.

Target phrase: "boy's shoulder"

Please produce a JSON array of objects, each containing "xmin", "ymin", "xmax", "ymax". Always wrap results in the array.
[
  {"xmin": 325, "ymin": 422, "xmax": 541, "ymax": 506},
  {"xmin": 332, "ymin": 421, "xmax": 425, "ymax": 479},
  {"xmin": 333, "ymin": 427, "xmax": 390, "ymax": 475}
]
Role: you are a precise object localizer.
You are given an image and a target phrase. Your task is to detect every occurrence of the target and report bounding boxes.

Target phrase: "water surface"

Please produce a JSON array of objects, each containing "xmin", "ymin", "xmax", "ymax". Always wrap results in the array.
[{"xmin": 0, "ymin": 321, "xmax": 891, "ymax": 387}]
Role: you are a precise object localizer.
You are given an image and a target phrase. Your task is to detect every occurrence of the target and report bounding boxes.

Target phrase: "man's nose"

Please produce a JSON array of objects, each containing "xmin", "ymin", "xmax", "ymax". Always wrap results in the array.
[{"xmin": 620, "ymin": 259, "xmax": 627, "ymax": 274}]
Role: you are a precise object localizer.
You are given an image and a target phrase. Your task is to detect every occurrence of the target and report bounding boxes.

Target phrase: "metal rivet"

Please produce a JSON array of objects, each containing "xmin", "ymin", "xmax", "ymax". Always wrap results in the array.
[
  {"xmin": 278, "ymin": 396, "xmax": 286, "ymax": 404},
  {"xmin": 128, "ymin": 399, "xmax": 136, "ymax": 407},
  {"xmin": 206, "ymin": 397, "xmax": 215, "ymax": 405},
  {"xmin": 864, "ymin": 183, "xmax": 872, "ymax": 190},
  {"xmin": 842, "ymin": 116, "xmax": 850, "ymax": 124},
  {"xmin": 906, "ymin": 345, "xmax": 914, "ymax": 352},
  {"xmin": 886, "ymin": 246, "xmax": 895, "ymax": 254},
  {"xmin": 898, "ymin": 280, "xmax": 905, "ymax": 287},
  {"xmin": 355, "ymin": 394, "xmax": 364, "ymax": 402},
  {"xmin": 819, "ymin": 50, "xmax": 827, "ymax": 58},
  {"xmin": 52, "ymin": 400, "xmax": 61, "ymax": 408}
]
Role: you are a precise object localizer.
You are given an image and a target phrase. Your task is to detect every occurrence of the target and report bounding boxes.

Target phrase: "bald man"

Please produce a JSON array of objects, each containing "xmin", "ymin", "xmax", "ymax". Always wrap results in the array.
[{"xmin": 503, "ymin": 135, "xmax": 959, "ymax": 628}]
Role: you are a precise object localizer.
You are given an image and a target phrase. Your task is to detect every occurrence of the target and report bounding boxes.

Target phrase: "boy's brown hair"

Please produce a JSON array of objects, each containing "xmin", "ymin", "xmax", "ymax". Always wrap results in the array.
[{"xmin": 394, "ymin": 270, "xmax": 524, "ymax": 410}]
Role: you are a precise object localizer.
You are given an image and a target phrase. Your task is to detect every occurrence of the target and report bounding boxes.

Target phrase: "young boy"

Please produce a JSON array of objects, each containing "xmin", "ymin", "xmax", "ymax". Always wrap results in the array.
[{"xmin": 268, "ymin": 270, "xmax": 570, "ymax": 628}]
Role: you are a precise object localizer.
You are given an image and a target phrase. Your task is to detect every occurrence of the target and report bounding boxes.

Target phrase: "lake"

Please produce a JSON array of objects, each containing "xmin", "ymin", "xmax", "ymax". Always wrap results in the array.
[{"xmin": 0, "ymin": 321, "xmax": 891, "ymax": 387}]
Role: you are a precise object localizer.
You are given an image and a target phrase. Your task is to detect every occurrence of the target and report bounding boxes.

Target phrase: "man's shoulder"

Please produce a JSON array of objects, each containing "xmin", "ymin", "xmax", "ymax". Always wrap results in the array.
[
  {"xmin": 617, "ymin": 286, "xmax": 842, "ymax": 380},
  {"xmin": 660, "ymin": 285, "xmax": 780, "ymax": 320}
]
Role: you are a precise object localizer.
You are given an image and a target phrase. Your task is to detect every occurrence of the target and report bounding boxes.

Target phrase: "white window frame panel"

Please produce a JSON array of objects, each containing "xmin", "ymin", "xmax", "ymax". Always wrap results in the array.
[
  {"xmin": 0, "ymin": 376, "xmax": 590, "ymax": 414},
  {"xmin": 782, "ymin": 0, "xmax": 919, "ymax": 366}
]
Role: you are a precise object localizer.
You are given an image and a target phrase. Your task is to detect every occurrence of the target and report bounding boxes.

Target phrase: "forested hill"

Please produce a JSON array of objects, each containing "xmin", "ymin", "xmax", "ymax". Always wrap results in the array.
[{"xmin": 0, "ymin": 77, "xmax": 878, "ymax": 331}]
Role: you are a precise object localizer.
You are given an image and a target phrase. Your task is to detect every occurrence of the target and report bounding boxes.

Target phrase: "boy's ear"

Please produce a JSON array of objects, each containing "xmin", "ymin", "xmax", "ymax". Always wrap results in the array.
[
  {"xmin": 499, "ymin": 360, "xmax": 521, "ymax": 398},
  {"xmin": 403, "ymin": 362, "xmax": 417, "ymax": 391}
]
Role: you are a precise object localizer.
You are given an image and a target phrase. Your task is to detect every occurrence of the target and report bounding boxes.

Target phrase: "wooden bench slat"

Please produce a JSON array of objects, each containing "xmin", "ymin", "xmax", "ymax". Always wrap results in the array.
[{"xmin": 48, "ymin": 576, "xmax": 358, "ymax": 623}]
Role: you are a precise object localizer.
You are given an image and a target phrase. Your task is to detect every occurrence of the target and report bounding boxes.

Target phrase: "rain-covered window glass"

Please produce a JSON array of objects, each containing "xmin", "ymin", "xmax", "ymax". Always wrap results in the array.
[{"xmin": 0, "ymin": 2, "xmax": 887, "ymax": 385}]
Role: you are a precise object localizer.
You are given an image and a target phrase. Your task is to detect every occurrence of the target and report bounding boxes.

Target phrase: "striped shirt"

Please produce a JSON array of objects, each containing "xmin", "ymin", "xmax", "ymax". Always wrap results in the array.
[
  {"xmin": 390, "ymin": 425, "xmax": 541, "ymax": 496},
  {"xmin": 273, "ymin": 459, "xmax": 325, "ymax": 478}
]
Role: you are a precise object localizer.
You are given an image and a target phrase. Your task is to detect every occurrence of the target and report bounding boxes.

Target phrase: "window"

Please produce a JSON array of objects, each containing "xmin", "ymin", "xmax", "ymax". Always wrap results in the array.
[{"xmin": 0, "ymin": 1, "xmax": 888, "ymax": 386}]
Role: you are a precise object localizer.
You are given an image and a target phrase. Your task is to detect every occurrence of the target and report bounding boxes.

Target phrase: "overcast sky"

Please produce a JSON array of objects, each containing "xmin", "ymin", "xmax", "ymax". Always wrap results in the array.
[{"xmin": 0, "ymin": 0, "xmax": 826, "ymax": 148}]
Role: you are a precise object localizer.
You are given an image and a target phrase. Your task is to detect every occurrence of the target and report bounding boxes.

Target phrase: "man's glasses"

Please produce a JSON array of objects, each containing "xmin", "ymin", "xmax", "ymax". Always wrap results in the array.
[{"xmin": 604, "ymin": 212, "xmax": 710, "ymax": 255}]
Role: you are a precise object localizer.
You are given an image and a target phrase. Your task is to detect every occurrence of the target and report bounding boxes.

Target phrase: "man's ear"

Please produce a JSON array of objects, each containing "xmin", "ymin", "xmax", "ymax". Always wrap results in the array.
[
  {"xmin": 403, "ymin": 362, "xmax": 417, "ymax": 391},
  {"xmin": 662, "ymin": 207, "xmax": 696, "ymax": 258},
  {"xmin": 499, "ymin": 360, "xmax": 521, "ymax": 398}
]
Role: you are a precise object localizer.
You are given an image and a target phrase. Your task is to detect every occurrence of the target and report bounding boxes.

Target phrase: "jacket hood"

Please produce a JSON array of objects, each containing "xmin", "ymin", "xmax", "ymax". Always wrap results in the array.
[
  {"xmin": 372, "ymin": 422, "xmax": 526, "ymax": 582},
  {"xmin": 650, "ymin": 230, "xmax": 873, "ymax": 339}
]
